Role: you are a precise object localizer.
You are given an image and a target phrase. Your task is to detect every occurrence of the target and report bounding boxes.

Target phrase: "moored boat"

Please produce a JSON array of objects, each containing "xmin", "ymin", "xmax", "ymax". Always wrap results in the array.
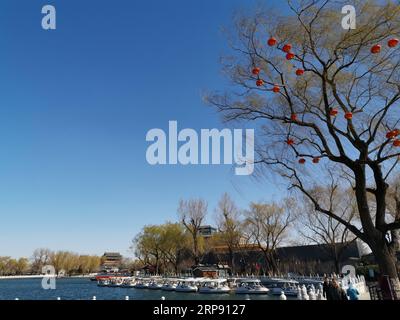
[
  {"xmin": 198, "ymin": 279, "xmax": 231, "ymax": 294},
  {"xmin": 148, "ymin": 278, "xmax": 163, "ymax": 290},
  {"xmin": 134, "ymin": 278, "xmax": 150, "ymax": 289},
  {"xmin": 234, "ymin": 279, "xmax": 269, "ymax": 294},
  {"xmin": 175, "ymin": 279, "xmax": 198, "ymax": 293},
  {"xmin": 264, "ymin": 278, "xmax": 299, "ymax": 296},
  {"xmin": 161, "ymin": 279, "xmax": 179, "ymax": 291}
]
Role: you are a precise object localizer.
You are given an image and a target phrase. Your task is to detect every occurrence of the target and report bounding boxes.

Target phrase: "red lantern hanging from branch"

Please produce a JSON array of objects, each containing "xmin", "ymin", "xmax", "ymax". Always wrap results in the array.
[
  {"xmin": 298, "ymin": 158, "xmax": 306, "ymax": 164},
  {"xmin": 286, "ymin": 138, "xmax": 295, "ymax": 146},
  {"xmin": 272, "ymin": 85, "xmax": 280, "ymax": 93},
  {"xmin": 345, "ymin": 112, "xmax": 353, "ymax": 120},
  {"xmin": 290, "ymin": 113, "xmax": 297, "ymax": 121},
  {"xmin": 256, "ymin": 79, "xmax": 264, "ymax": 87},
  {"xmin": 268, "ymin": 37, "xmax": 277, "ymax": 46},
  {"xmin": 371, "ymin": 44, "xmax": 382, "ymax": 54},
  {"xmin": 388, "ymin": 38, "xmax": 399, "ymax": 48},
  {"xmin": 312, "ymin": 157, "xmax": 320, "ymax": 164},
  {"xmin": 282, "ymin": 44, "xmax": 292, "ymax": 53},
  {"xmin": 296, "ymin": 69, "xmax": 304, "ymax": 76},
  {"xmin": 286, "ymin": 52, "xmax": 295, "ymax": 60},
  {"xmin": 329, "ymin": 108, "xmax": 338, "ymax": 117},
  {"xmin": 252, "ymin": 67, "xmax": 261, "ymax": 75},
  {"xmin": 386, "ymin": 130, "xmax": 398, "ymax": 139},
  {"xmin": 393, "ymin": 139, "xmax": 400, "ymax": 147}
]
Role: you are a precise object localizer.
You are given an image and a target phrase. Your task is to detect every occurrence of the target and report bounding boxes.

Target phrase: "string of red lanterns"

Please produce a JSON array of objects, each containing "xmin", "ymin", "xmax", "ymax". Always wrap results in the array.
[{"xmin": 371, "ymin": 38, "xmax": 399, "ymax": 54}]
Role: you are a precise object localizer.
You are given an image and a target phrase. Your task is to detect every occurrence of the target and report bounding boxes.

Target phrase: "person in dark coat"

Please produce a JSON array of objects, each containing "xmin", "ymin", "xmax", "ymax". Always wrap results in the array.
[
  {"xmin": 323, "ymin": 277, "xmax": 331, "ymax": 300},
  {"xmin": 330, "ymin": 279, "xmax": 348, "ymax": 300}
]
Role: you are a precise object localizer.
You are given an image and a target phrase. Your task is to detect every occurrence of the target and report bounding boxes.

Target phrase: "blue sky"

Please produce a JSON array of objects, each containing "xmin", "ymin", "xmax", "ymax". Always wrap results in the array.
[{"xmin": 0, "ymin": 0, "xmax": 287, "ymax": 258}]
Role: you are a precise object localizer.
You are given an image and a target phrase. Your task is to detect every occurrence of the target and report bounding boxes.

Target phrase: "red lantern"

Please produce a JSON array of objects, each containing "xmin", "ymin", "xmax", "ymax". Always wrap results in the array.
[
  {"xmin": 283, "ymin": 44, "xmax": 292, "ymax": 53},
  {"xmin": 388, "ymin": 38, "xmax": 399, "ymax": 48},
  {"xmin": 272, "ymin": 85, "xmax": 280, "ymax": 93},
  {"xmin": 252, "ymin": 67, "xmax": 261, "ymax": 75},
  {"xmin": 298, "ymin": 158, "xmax": 306, "ymax": 164},
  {"xmin": 290, "ymin": 113, "xmax": 297, "ymax": 121},
  {"xmin": 386, "ymin": 130, "xmax": 399, "ymax": 139},
  {"xmin": 329, "ymin": 108, "xmax": 338, "ymax": 117},
  {"xmin": 386, "ymin": 131, "xmax": 395, "ymax": 139},
  {"xmin": 268, "ymin": 37, "xmax": 277, "ymax": 46},
  {"xmin": 393, "ymin": 139, "xmax": 400, "ymax": 147},
  {"xmin": 371, "ymin": 44, "xmax": 381, "ymax": 54},
  {"xmin": 286, "ymin": 52, "xmax": 295, "ymax": 60},
  {"xmin": 296, "ymin": 69, "xmax": 304, "ymax": 76},
  {"xmin": 256, "ymin": 79, "xmax": 264, "ymax": 87},
  {"xmin": 286, "ymin": 138, "xmax": 295, "ymax": 146},
  {"xmin": 345, "ymin": 112, "xmax": 353, "ymax": 120},
  {"xmin": 312, "ymin": 157, "xmax": 320, "ymax": 164}
]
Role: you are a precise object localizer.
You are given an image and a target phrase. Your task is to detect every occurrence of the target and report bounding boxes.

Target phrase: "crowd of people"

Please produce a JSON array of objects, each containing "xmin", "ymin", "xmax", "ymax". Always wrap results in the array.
[{"xmin": 322, "ymin": 277, "xmax": 360, "ymax": 301}]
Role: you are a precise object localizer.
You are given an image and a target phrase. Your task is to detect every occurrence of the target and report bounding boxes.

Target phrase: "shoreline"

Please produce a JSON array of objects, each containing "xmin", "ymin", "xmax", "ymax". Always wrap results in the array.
[{"xmin": 0, "ymin": 274, "xmax": 95, "ymax": 280}]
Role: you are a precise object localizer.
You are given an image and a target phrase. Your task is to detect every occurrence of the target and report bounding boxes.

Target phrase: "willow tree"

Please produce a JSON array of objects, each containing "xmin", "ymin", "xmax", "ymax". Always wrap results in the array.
[{"xmin": 207, "ymin": 0, "xmax": 400, "ymax": 290}]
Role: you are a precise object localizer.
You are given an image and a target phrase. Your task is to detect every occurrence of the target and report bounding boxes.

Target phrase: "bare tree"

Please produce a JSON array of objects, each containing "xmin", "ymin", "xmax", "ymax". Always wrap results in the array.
[
  {"xmin": 178, "ymin": 198, "xmax": 208, "ymax": 265},
  {"xmin": 297, "ymin": 171, "xmax": 358, "ymax": 273},
  {"xmin": 207, "ymin": 0, "xmax": 400, "ymax": 290},
  {"xmin": 213, "ymin": 193, "xmax": 242, "ymax": 273},
  {"xmin": 243, "ymin": 200, "xmax": 293, "ymax": 274},
  {"xmin": 31, "ymin": 248, "xmax": 52, "ymax": 274}
]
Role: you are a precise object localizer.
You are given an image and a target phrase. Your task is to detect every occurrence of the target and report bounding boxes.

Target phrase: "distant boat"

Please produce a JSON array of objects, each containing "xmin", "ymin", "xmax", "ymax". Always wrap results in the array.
[{"xmin": 92, "ymin": 273, "xmax": 131, "ymax": 281}]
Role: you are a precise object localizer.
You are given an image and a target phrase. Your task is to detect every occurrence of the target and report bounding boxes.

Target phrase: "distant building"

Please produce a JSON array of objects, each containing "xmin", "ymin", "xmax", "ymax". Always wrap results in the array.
[
  {"xmin": 198, "ymin": 225, "xmax": 217, "ymax": 238},
  {"xmin": 101, "ymin": 252, "xmax": 123, "ymax": 272},
  {"xmin": 203, "ymin": 242, "xmax": 363, "ymax": 275},
  {"xmin": 192, "ymin": 264, "xmax": 230, "ymax": 278}
]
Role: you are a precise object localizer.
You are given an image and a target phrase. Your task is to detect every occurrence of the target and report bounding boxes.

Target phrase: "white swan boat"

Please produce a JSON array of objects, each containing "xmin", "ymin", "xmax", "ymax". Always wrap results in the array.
[
  {"xmin": 134, "ymin": 278, "xmax": 150, "ymax": 289},
  {"xmin": 161, "ymin": 279, "xmax": 178, "ymax": 291},
  {"xmin": 199, "ymin": 279, "xmax": 231, "ymax": 294},
  {"xmin": 235, "ymin": 279, "xmax": 269, "ymax": 294},
  {"xmin": 175, "ymin": 279, "xmax": 198, "ymax": 293},
  {"xmin": 148, "ymin": 279, "xmax": 163, "ymax": 290}
]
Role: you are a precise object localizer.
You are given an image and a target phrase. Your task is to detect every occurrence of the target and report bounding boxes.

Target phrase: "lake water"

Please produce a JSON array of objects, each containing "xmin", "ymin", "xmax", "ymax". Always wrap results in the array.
[{"xmin": 0, "ymin": 278, "xmax": 283, "ymax": 300}]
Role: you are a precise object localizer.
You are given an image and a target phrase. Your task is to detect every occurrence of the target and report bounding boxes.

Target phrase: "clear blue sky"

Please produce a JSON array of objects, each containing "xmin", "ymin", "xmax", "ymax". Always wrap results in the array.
[{"xmin": 0, "ymin": 0, "xmax": 286, "ymax": 258}]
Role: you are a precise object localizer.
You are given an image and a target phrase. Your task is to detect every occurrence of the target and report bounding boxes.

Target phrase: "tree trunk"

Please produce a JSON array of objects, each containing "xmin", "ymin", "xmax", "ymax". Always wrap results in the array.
[
  {"xmin": 371, "ymin": 241, "xmax": 400, "ymax": 300},
  {"xmin": 228, "ymin": 247, "xmax": 235, "ymax": 274},
  {"xmin": 193, "ymin": 234, "xmax": 199, "ymax": 265}
]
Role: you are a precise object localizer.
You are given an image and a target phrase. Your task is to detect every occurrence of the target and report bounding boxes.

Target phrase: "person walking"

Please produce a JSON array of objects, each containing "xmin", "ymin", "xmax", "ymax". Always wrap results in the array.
[{"xmin": 346, "ymin": 283, "xmax": 360, "ymax": 300}]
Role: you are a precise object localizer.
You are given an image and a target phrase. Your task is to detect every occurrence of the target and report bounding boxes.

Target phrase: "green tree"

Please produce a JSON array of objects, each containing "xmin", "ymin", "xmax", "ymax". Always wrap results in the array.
[
  {"xmin": 160, "ymin": 222, "xmax": 190, "ymax": 274},
  {"xmin": 132, "ymin": 225, "xmax": 165, "ymax": 274},
  {"xmin": 15, "ymin": 258, "xmax": 30, "ymax": 275}
]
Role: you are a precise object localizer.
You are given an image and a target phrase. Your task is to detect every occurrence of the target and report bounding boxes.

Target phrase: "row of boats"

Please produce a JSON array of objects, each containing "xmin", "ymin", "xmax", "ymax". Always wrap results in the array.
[{"xmin": 97, "ymin": 276, "xmax": 304, "ymax": 296}]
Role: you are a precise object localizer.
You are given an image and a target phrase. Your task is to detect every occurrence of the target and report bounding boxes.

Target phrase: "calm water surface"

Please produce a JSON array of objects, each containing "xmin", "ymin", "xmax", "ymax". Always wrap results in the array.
[{"xmin": 0, "ymin": 278, "xmax": 283, "ymax": 300}]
